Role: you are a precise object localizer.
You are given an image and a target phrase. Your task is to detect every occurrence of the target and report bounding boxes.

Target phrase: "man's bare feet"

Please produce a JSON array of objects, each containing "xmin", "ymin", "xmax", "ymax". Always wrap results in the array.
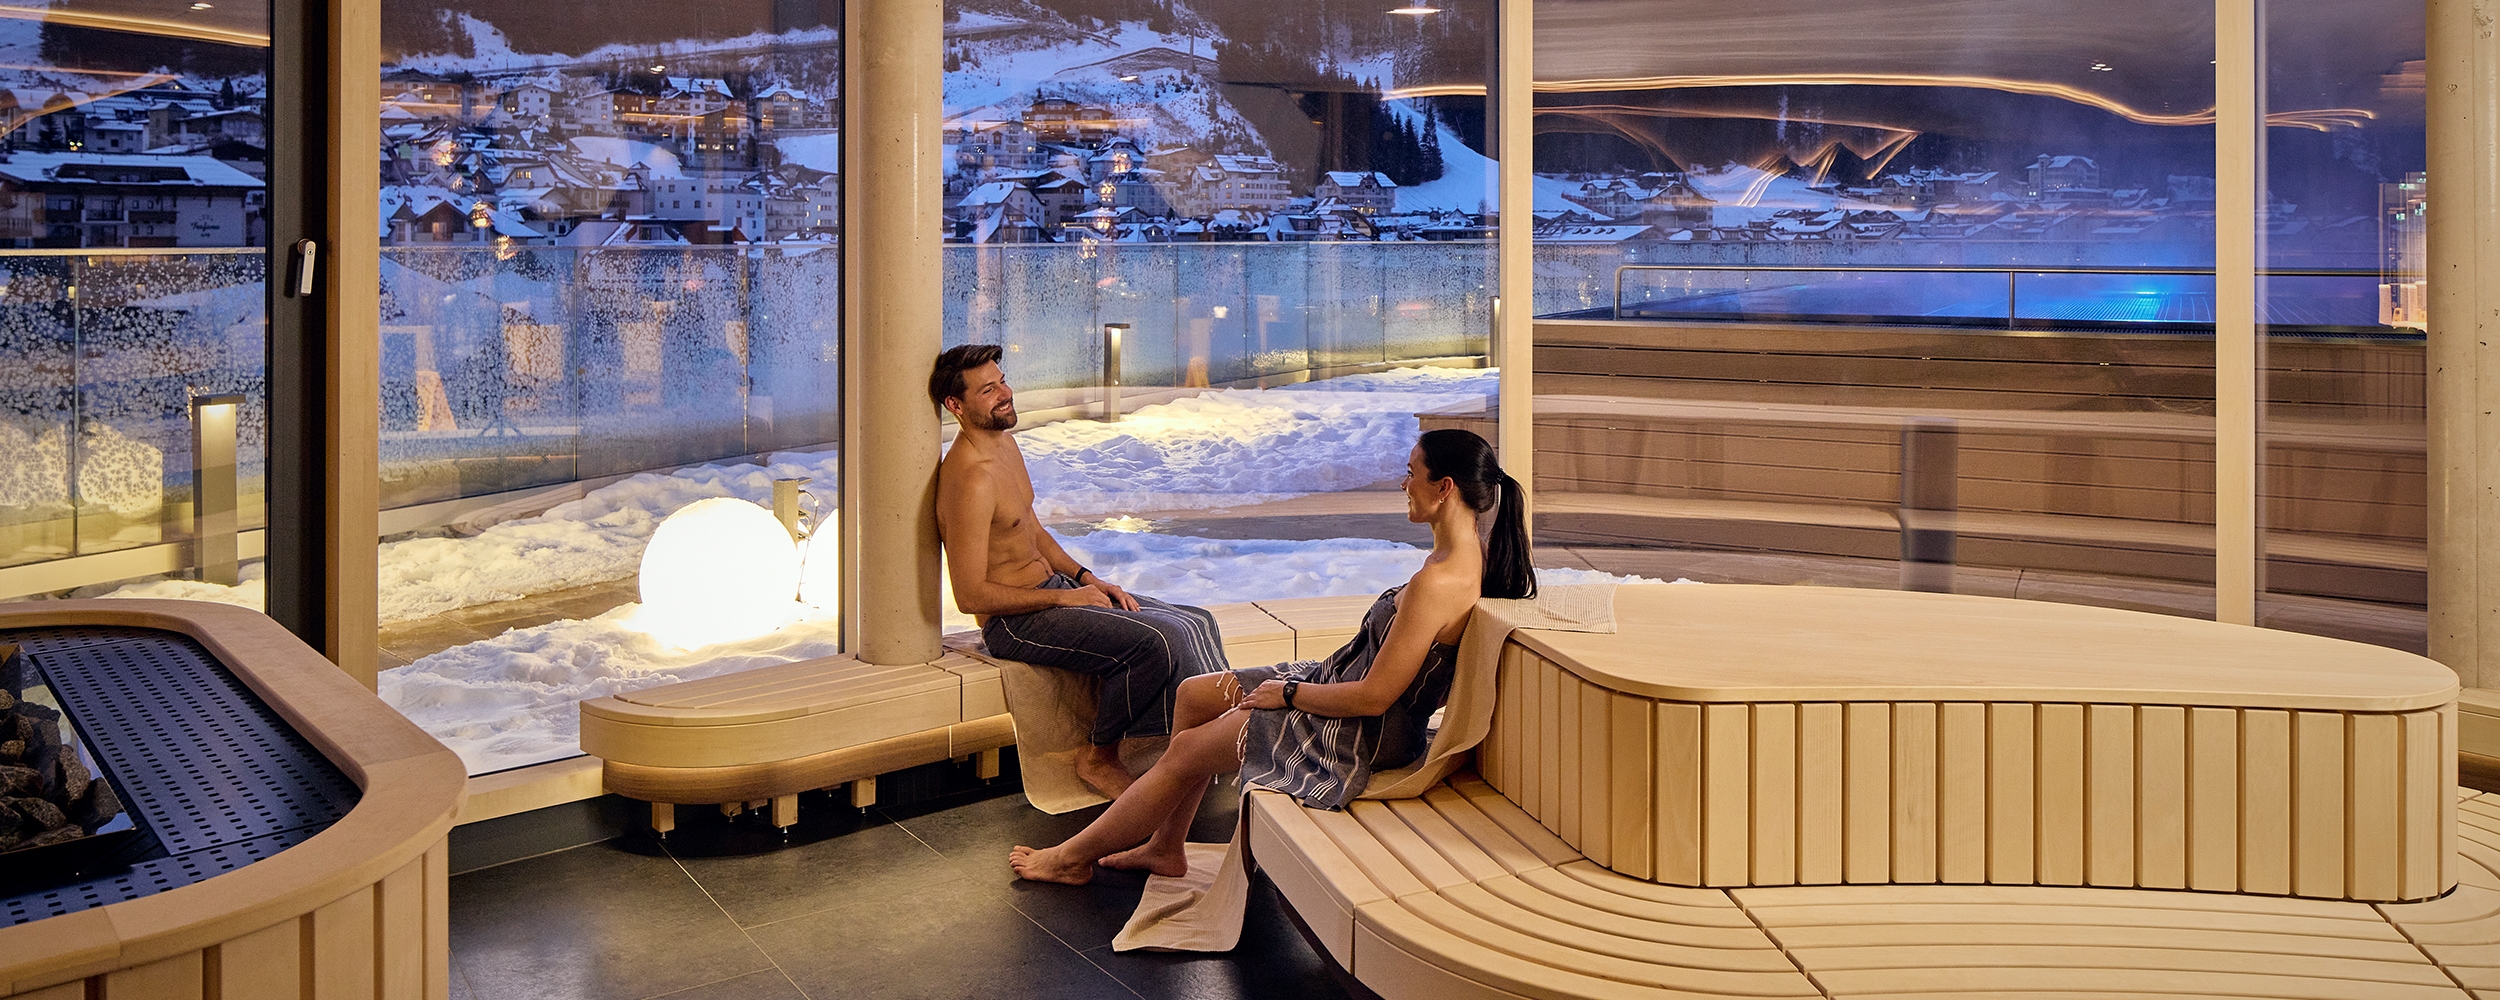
[
  {"xmin": 1075, "ymin": 745, "xmax": 1134, "ymax": 798},
  {"xmin": 1099, "ymin": 840, "xmax": 1188, "ymax": 878},
  {"xmin": 1009, "ymin": 844, "xmax": 1094, "ymax": 885}
]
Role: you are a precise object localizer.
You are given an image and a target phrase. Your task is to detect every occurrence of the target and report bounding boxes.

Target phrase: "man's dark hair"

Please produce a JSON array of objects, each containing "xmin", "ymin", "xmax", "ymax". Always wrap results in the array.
[{"xmin": 928, "ymin": 344, "xmax": 1004, "ymax": 410}]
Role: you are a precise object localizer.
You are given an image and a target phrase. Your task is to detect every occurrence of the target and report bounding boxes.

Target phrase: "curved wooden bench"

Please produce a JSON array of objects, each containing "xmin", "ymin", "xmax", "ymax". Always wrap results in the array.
[
  {"xmin": 1250, "ymin": 779, "xmax": 2500, "ymax": 1000},
  {"xmin": 579, "ymin": 595, "xmax": 1361, "ymax": 831},
  {"xmin": 1480, "ymin": 584, "xmax": 2460, "ymax": 902},
  {"xmin": 0, "ymin": 601, "xmax": 467, "ymax": 1000},
  {"xmin": 1247, "ymin": 773, "xmax": 1822, "ymax": 1000}
]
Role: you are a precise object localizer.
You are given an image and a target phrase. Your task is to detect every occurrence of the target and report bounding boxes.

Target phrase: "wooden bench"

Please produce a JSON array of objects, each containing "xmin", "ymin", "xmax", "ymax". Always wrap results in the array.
[
  {"xmin": 1481, "ymin": 584, "xmax": 2458, "ymax": 902},
  {"xmin": 1244, "ymin": 585, "xmax": 2488, "ymax": 1000},
  {"xmin": 577, "ymin": 595, "xmax": 1374, "ymax": 832}
]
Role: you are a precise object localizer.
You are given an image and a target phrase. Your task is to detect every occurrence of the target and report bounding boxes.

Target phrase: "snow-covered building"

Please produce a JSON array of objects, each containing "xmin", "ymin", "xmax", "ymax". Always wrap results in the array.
[
  {"xmin": 0, "ymin": 152, "xmax": 263, "ymax": 248},
  {"xmin": 2025, "ymin": 155, "xmax": 2101, "ymax": 199},
  {"xmin": 645, "ymin": 170, "xmax": 767, "ymax": 241},
  {"xmin": 1315, "ymin": 171, "xmax": 1397, "ymax": 215},
  {"xmin": 500, "ymin": 84, "xmax": 556, "ymax": 120}
]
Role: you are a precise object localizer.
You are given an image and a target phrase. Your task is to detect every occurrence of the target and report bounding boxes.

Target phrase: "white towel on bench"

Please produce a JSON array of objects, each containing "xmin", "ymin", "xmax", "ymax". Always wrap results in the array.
[{"xmin": 1112, "ymin": 583, "xmax": 1620, "ymax": 952}]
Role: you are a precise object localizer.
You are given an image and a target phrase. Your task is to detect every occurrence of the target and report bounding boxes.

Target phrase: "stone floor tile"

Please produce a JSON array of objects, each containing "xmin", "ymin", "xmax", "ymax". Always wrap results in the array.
[{"xmin": 450, "ymin": 841, "xmax": 771, "ymax": 1000}]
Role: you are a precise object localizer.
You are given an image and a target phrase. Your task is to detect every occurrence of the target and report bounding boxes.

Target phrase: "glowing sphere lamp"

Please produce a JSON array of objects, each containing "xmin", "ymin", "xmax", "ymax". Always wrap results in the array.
[{"xmin": 632, "ymin": 497, "xmax": 803, "ymax": 649}]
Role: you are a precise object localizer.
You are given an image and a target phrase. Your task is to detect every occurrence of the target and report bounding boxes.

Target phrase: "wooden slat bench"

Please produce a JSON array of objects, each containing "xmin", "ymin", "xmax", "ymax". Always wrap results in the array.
[
  {"xmin": 1481, "ymin": 584, "xmax": 2459, "ymax": 902},
  {"xmin": 577, "ymin": 595, "xmax": 1366, "ymax": 832}
]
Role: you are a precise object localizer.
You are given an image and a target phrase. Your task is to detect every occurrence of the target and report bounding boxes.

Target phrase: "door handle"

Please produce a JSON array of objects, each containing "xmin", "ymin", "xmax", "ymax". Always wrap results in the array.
[{"xmin": 287, "ymin": 238, "xmax": 318, "ymax": 298}]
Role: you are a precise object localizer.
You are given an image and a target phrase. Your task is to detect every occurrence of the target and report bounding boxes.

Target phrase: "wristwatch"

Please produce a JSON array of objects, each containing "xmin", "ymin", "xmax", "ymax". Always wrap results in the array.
[{"xmin": 1282, "ymin": 679, "xmax": 1300, "ymax": 709}]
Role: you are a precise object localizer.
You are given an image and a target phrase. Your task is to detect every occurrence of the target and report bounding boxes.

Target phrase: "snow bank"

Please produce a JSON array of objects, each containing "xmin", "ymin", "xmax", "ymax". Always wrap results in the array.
[
  {"xmin": 1012, "ymin": 365, "xmax": 1496, "ymax": 518},
  {"xmin": 388, "ymin": 525, "xmax": 1660, "ymax": 774},
  {"xmin": 380, "ymin": 609, "xmax": 845, "ymax": 774}
]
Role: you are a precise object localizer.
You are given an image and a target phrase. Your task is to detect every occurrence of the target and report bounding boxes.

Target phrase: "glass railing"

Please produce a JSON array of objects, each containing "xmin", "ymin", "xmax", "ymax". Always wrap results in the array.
[
  {"xmin": 1595, "ymin": 265, "xmax": 2390, "ymax": 334},
  {"xmin": 0, "ymin": 248, "xmax": 267, "ymax": 571}
]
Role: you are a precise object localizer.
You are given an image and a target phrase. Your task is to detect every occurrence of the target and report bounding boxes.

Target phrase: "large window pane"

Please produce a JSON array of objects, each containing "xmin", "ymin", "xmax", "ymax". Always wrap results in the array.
[
  {"xmin": 2260, "ymin": 0, "xmax": 2425, "ymax": 651},
  {"xmin": 0, "ymin": 6, "xmax": 272, "ymax": 590},
  {"xmin": 372, "ymin": 2, "xmax": 845, "ymax": 774},
  {"xmin": 938, "ymin": 0, "xmax": 1586, "ymax": 622},
  {"xmin": 1528, "ymin": 0, "xmax": 2223, "ymax": 620}
]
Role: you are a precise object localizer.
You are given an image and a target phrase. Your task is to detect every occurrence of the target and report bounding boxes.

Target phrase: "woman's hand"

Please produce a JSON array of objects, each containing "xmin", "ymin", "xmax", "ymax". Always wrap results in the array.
[{"xmin": 1244, "ymin": 679, "xmax": 1290, "ymax": 710}]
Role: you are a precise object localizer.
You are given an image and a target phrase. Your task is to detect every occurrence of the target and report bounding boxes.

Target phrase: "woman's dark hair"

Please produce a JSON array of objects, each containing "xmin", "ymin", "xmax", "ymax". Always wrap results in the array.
[{"xmin": 1416, "ymin": 428, "xmax": 1536, "ymax": 600}]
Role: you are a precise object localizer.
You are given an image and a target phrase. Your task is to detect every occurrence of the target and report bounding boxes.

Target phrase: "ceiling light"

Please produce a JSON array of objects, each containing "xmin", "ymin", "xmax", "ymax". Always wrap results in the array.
[{"xmin": 1389, "ymin": 5, "xmax": 1441, "ymax": 13}]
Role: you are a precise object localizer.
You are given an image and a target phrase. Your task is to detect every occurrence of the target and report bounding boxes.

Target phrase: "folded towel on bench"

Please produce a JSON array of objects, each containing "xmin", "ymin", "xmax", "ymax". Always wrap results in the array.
[{"xmin": 1113, "ymin": 583, "xmax": 1620, "ymax": 953}]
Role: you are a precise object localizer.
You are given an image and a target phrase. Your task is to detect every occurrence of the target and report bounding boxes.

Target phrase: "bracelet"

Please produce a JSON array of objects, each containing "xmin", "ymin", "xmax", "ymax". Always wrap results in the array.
[
  {"xmin": 1071, "ymin": 565, "xmax": 1094, "ymax": 584},
  {"xmin": 1282, "ymin": 679, "xmax": 1300, "ymax": 709}
]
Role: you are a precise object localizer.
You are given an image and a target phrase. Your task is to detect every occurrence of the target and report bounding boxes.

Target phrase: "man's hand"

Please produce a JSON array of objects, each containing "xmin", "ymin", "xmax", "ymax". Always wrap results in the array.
[
  {"xmin": 1054, "ymin": 584, "xmax": 1117, "ymax": 609},
  {"xmin": 1244, "ymin": 679, "xmax": 1290, "ymax": 710},
  {"xmin": 1092, "ymin": 578, "xmax": 1143, "ymax": 612}
]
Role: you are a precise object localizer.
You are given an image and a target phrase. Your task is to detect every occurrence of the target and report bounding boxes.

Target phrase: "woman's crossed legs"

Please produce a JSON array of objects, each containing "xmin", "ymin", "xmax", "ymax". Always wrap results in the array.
[{"xmin": 1010, "ymin": 670, "xmax": 1250, "ymax": 884}]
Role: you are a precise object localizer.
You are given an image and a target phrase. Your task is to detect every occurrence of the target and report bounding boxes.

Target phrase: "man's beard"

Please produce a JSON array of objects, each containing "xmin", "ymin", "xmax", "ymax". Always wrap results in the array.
[{"xmin": 963, "ymin": 402, "xmax": 1018, "ymax": 431}]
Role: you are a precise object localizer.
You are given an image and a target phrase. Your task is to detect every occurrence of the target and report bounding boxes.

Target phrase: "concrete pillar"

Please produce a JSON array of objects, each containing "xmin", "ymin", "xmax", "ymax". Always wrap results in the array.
[
  {"xmin": 2211, "ymin": 0, "xmax": 2258, "ymax": 626},
  {"xmin": 2428, "ymin": 0, "xmax": 2500, "ymax": 689},
  {"xmin": 845, "ymin": 0, "xmax": 945, "ymax": 665},
  {"xmin": 1493, "ymin": 0, "xmax": 1535, "ymax": 507}
]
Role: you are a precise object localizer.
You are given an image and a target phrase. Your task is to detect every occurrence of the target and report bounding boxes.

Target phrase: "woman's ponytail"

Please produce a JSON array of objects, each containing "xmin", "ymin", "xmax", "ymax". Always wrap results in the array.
[
  {"xmin": 1485, "ymin": 471, "xmax": 1536, "ymax": 599},
  {"xmin": 1417, "ymin": 427, "xmax": 1538, "ymax": 600}
]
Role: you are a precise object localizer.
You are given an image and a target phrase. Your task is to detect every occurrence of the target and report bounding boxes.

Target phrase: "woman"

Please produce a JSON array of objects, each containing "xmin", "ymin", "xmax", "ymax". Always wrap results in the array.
[{"xmin": 1010, "ymin": 428, "xmax": 1535, "ymax": 884}]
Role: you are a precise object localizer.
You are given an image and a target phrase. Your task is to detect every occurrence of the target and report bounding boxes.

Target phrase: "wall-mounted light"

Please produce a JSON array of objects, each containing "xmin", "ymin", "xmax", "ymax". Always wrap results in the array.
[{"xmin": 1389, "ymin": 5, "xmax": 1442, "ymax": 13}]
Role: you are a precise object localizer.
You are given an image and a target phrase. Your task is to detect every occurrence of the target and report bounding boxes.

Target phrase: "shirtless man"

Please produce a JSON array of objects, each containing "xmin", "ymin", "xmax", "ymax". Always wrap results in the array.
[{"xmin": 929, "ymin": 344, "xmax": 1230, "ymax": 797}]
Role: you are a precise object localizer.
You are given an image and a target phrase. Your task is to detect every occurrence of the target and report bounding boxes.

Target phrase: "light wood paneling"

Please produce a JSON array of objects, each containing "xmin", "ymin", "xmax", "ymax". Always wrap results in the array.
[
  {"xmin": 2402, "ymin": 709, "xmax": 2443, "ymax": 901},
  {"xmin": 1753, "ymin": 703, "xmax": 1798, "ymax": 885},
  {"xmin": 1577, "ymin": 679, "xmax": 1611, "ymax": 867},
  {"xmin": 2085, "ymin": 705, "xmax": 2136, "ymax": 887},
  {"xmin": 2295, "ymin": 711, "xmax": 2348, "ymax": 899},
  {"xmin": 2348, "ymin": 713, "xmax": 2403, "ymax": 901},
  {"xmin": 1846, "ymin": 703, "xmax": 1891, "ymax": 884},
  {"xmin": 2244, "ymin": 708, "xmax": 2296, "ymax": 894},
  {"xmin": 103, "ymin": 954, "xmax": 200, "ymax": 1000},
  {"xmin": 1555, "ymin": 668, "xmax": 1584, "ymax": 847},
  {"xmin": 1892, "ymin": 702, "xmax": 1938, "ymax": 884},
  {"xmin": 1656, "ymin": 701, "xmax": 1703, "ymax": 885},
  {"xmin": 1989, "ymin": 703, "xmax": 2036, "ymax": 884},
  {"xmin": 1703, "ymin": 704, "xmax": 1751, "ymax": 885},
  {"xmin": 1607, "ymin": 693, "xmax": 1653, "ymax": 880},
  {"xmin": 216, "ymin": 920, "xmax": 301, "ymax": 1000},
  {"xmin": 1798, "ymin": 703, "xmax": 1845, "ymax": 885},
  {"xmin": 2137, "ymin": 706, "xmax": 2188, "ymax": 890},
  {"xmin": 311, "ymin": 887, "xmax": 376, "ymax": 1000},
  {"xmin": 2188, "ymin": 707, "xmax": 2240, "ymax": 892},
  {"xmin": 2037, "ymin": 705, "xmax": 2086, "ymax": 886},
  {"xmin": 1939, "ymin": 703, "xmax": 1987, "ymax": 884}
]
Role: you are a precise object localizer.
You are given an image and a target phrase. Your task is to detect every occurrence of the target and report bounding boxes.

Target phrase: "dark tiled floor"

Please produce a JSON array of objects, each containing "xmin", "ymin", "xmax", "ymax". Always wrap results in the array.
[{"xmin": 450, "ymin": 772, "xmax": 1346, "ymax": 1000}]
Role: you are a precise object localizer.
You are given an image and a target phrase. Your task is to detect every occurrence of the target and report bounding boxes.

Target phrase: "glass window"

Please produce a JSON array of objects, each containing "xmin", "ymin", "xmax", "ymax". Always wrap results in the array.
[
  {"xmin": 370, "ymin": 2, "xmax": 845, "ymax": 775},
  {"xmin": 937, "ymin": 0, "xmax": 1610, "ymax": 627},
  {"xmin": 0, "ymin": 8, "xmax": 273, "ymax": 595},
  {"xmin": 2260, "ymin": 0, "xmax": 2425, "ymax": 651},
  {"xmin": 1530, "ymin": 1, "xmax": 2225, "ymax": 619}
]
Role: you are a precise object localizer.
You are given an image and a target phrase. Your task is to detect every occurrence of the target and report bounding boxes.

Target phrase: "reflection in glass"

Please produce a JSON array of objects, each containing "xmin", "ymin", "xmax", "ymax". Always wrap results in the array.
[
  {"xmin": 370, "ymin": 3, "xmax": 848, "ymax": 774},
  {"xmin": 0, "ymin": 3, "xmax": 271, "ymax": 589}
]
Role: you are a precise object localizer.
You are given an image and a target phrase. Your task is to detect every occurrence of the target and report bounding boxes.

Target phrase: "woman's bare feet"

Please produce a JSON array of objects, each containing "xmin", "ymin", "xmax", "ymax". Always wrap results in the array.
[
  {"xmin": 1075, "ymin": 746, "xmax": 1135, "ymax": 798},
  {"xmin": 1009, "ymin": 844, "xmax": 1094, "ymax": 885},
  {"xmin": 1099, "ymin": 840, "xmax": 1189, "ymax": 878}
]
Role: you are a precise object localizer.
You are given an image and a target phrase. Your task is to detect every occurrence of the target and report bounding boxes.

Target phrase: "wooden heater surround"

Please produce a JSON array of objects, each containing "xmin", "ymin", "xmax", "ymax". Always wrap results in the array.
[
  {"xmin": 1477, "ymin": 585, "xmax": 2460, "ymax": 902},
  {"xmin": 0, "ymin": 601, "xmax": 467, "ymax": 1000}
]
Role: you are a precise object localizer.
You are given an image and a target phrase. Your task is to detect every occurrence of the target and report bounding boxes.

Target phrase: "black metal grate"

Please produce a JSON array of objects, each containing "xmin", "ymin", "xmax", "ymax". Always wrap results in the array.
[{"xmin": 0, "ymin": 626, "xmax": 361, "ymax": 924}]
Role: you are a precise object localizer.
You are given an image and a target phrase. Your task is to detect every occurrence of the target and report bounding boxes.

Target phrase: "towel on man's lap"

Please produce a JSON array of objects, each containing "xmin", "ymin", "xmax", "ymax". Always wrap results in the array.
[{"xmin": 1110, "ymin": 583, "xmax": 1621, "ymax": 953}]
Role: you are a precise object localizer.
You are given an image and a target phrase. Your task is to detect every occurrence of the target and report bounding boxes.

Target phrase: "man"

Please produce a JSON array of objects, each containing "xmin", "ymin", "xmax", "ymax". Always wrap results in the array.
[{"xmin": 929, "ymin": 344, "xmax": 1230, "ymax": 797}]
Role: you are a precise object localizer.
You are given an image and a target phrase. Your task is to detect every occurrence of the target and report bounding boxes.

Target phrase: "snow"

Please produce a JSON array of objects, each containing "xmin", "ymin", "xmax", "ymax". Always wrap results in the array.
[
  {"xmin": 380, "ymin": 608, "xmax": 846, "ymax": 775},
  {"xmin": 1011, "ymin": 366, "xmax": 1498, "ymax": 518},
  {"xmin": 773, "ymin": 133, "xmax": 841, "ymax": 173},
  {"xmin": 1386, "ymin": 109, "xmax": 1584, "ymax": 215},
  {"xmin": 567, "ymin": 136, "xmax": 684, "ymax": 179},
  {"xmin": 386, "ymin": 527, "xmax": 1661, "ymax": 774}
]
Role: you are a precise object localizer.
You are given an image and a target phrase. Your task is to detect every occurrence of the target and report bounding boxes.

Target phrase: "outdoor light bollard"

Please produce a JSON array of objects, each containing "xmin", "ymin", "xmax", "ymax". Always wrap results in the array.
[
  {"xmin": 190, "ymin": 394, "xmax": 244, "ymax": 586},
  {"xmin": 771, "ymin": 477, "xmax": 816, "ymax": 543},
  {"xmin": 1101, "ymin": 322, "xmax": 1128, "ymax": 422},
  {"xmin": 1899, "ymin": 417, "xmax": 1959, "ymax": 594}
]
